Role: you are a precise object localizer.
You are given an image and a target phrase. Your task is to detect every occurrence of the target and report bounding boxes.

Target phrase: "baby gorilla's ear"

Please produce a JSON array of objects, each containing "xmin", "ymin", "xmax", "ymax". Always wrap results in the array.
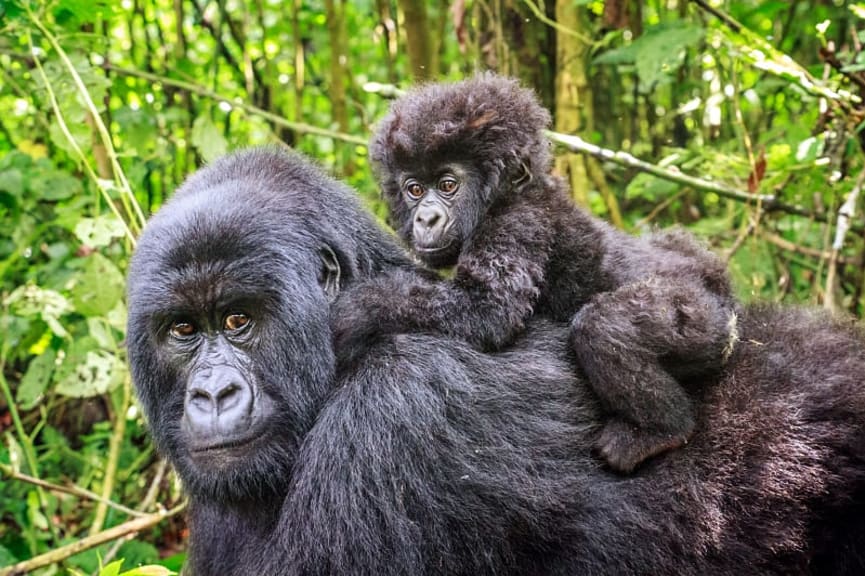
[{"xmin": 319, "ymin": 244, "xmax": 342, "ymax": 303}]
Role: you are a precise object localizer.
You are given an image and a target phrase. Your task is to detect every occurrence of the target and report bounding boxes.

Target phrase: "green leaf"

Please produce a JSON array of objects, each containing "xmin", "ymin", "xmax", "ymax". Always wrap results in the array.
[
  {"xmin": 191, "ymin": 115, "xmax": 229, "ymax": 163},
  {"xmin": 75, "ymin": 216, "xmax": 126, "ymax": 248},
  {"xmin": 54, "ymin": 0, "xmax": 112, "ymax": 26},
  {"xmin": 69, "ymin": 253, "xmax": 125, "ymax": 317},
  {"xmin": 120, "ymin": 566, "xmax": 176, "ymax": 576},
  {"xmin": 595, "ymin": 22, "xmax": 704, "ymax": 92},
  {"xmin": 17, "ymin": 349, "xmax": 57, "ymax": 410},
  {"xmin": 115, "ymin": 540, "xmax": 160, "ymax": 568},
  {"xmin": 27, "ymin": 491, "xmax": 49, "ymax": 531},
  {"xmin": 30, "ymin": 165, "xmax": 83, "ymax": 201},
  {"xmin": 55, "ymin": 349, "xmax": 126, "ymax": 397},
  {"xmin": 0, "ymin": 543, "xmax": 18, "ymax": 567},
  {"xmin": 625, "ymin": 172, "xmax": 679, "ymax": 201},
  {"xmin": 98, "ymin": 560, "xmax": 124, "ymax": 576},
  {"xmin": 0, "ymin": 168, "xmax": 24, "ymax": 197},
  {"xmin": 5, "ymin": 284, "xmax": 72, "ymax": 337},
  {"xmin": 87, "ymin": 317, "xmax": 117, "ymax": 349}
]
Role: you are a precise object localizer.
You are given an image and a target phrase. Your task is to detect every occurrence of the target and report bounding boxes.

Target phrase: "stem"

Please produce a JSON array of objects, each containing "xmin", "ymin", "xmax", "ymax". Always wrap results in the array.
[
  {"xmin": 0, "ymin": 323, "xmax": 58, "ymax": 547},
  {"xmin": 28, "ymin": 34, "xmax": 137, "ymax": 245},
  {"xmin": 105, "ymin": 65, "xmax": 368, "ymax": 146},
  {"xmin": 27, "ymin": 9, "xmax": 147, "ymax": 232},
  {"xmin": 89, "ymin": 378, "xmax": 132, "ymax": 534},
  {"xmin": 0, "ymin": 503, "xmax": 188, "ymax": 576},
  {"xmin": 0, "ymin": 463, "xmax": 146, "ymax": 518},
  {"xmin": 545, "ymin": 130, "xmax": 861, "ymax": 231}
]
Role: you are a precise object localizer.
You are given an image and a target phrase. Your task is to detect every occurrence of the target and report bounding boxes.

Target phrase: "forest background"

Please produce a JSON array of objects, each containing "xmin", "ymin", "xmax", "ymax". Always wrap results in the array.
[{"xmin": 1, "ymin": 0, "xmax": 864, "ymax": 574}]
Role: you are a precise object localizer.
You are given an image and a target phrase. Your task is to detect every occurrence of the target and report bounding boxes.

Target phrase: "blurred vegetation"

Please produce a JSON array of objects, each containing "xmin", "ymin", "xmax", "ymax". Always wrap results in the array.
[{"xmin": 1, "ymin": 0, "xmax": 864, "ymax": 573}]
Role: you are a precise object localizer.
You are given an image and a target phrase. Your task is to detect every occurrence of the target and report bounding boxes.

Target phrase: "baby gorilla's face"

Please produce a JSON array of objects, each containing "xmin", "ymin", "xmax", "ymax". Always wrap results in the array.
[{"xmin": 394, "ymin": 161, "xmax": 481, "ymax": 269}]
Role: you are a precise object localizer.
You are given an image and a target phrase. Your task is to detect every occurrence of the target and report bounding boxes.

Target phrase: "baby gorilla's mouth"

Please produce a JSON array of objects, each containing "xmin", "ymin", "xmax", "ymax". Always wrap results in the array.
[{"xmin": 414, "ymin": 241, "xmax": 454, "ymax": 254}]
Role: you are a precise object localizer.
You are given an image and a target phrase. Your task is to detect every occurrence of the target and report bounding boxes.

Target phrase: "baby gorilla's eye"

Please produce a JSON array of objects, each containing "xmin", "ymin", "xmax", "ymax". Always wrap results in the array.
[
  {"xmin": 405, "ymin": 181, "xmax": 424, "ymax": 200},
  {"xmin": 438, "ymin": 177, "xmax": 458, "ymax": 195},
  {"xmin": 169, "ymin": 321, "xmax": 197, "ymax": 339},
  {"xmin": 224, "ymin": 313, "xmax": 250, "ymax": 332}
]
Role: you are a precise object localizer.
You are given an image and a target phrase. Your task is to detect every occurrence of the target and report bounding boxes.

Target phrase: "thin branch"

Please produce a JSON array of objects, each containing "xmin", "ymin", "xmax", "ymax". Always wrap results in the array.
[
  {"xmin": 101, "ymin": 459, "xmax": 171, "ymax": 566},
  {"xmin": 760, "ymin": 231, "xmax": 860, "ymax": 266},
  {"xmin": 521, "ymin": 0, "xmax": 592, "ymax": 44},
  {"xmin": 825, "ymin": 168, "xmax": 865, "ymax": 310},
  {"xmin": 105, "ymin": 65, "xmax": 367, "ymax": 146},
  {"xmin": 689, "ymin": 0, "xmax": 859, "ymax": 106},
  {"xmin": 0, "ymin": 462, "xmax": 147, "ymax": 519},
  {"xmin": 0, "ymin": 503, "xmax": 187, "ymax": 576},
  {"xmin": 28, "ymin": 9, "xmax": 146, "ymax": 232},
  {"xmin": 545, "ymin": 131, "xmax": 853, "ymax": 227},
  {"xmin": 29, "ymin": 38, "xmax": 138, "ymax": 245},
  {"xmin": 90, "ymin": 378, "xmax": 132, "ymax": 535}
]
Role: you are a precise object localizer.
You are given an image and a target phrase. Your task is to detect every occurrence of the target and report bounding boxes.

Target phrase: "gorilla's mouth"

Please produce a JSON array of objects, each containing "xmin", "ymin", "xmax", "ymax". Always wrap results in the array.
[
  {"xmin": 414, "ymin": 241, "xmax": 455, "ymax": 255},
  {"xmin": 188, "ymin": 429, "xmax": 268, "ymax": 456}
]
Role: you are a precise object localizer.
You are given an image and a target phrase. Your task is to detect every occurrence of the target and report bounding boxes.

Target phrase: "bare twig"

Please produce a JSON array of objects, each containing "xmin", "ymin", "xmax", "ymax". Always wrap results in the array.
[
  {"xmin": 0, "ymin": 504, "xmax": 187, "ymax": 576},
  {"xmin": 825, "ymin": 169, "xmax": 865, "ymax": 310},
  {"xmin": 0, "ymin": 463, "xmax": 147, "ymax": 518},
  {"xmin": 101, "ymin": 459, "xmax": 171, "ymax": 566},
  {"xmin": 105, "ymin": 65, "xmax": 367, "ymax": 146},
  {"xmin": 90, "ymin": 379, "xmax": 132, "ymax": 535},
  {"xmin": 760, "ymin": 231, "xmax": 860, "ymax": 266}
]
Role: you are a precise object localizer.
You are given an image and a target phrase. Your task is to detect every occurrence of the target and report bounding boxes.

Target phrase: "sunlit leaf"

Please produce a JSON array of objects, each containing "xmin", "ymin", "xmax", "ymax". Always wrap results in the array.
[
  {"xmin": 17, "ymin": 349, "xmax": 56, "ymax": 410},
  {"xmin": 191, "ymin": 115, "xmax": 229, "ymax": 162},
  {"xmin": 75, "ymin": 216, "xmax": 126, "ymax": 248},
  {"xmin": 55, "ymin": 349, "xmax": 126, "ymax": 397},
  {"xmin": 5, "ymin": 284, "xmax": 72, "ymax": 337},
  {"xmin": 69, "ymin": 253, "xmax": 125, "ymax": 316}
]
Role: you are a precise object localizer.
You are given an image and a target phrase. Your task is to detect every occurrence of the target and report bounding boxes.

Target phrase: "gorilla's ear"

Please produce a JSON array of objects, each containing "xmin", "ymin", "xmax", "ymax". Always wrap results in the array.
[{"xmin": 319, "ymin": 245, "xmax": 342, "ymax": 303}]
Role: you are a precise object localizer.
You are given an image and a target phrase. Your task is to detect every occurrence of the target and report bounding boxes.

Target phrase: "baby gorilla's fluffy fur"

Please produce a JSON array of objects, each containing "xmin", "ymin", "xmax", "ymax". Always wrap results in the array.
[{"xmin": 335, "ymin": 73, "xmax": 736, "ymax": 473}]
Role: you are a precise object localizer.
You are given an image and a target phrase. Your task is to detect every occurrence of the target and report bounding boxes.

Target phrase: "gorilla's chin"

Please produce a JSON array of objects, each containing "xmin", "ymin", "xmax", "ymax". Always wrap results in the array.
[
  {"xmin": 178, "ymin": 436, "xmax": 295, "ymax": 502},
  {"xmin": 414, "ymin": 240, "xmax": 461, "ymax": 268}
]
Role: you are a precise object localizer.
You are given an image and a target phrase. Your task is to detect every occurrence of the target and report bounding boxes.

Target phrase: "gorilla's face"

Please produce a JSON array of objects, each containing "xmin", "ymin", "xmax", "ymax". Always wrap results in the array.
[
  {"xmin": 127, "ymin": 189, "xmax": 340, "ymax": 502},
  {"xmin": 389, "ymin": 160, "xmax": 484, "ymax": 269}
]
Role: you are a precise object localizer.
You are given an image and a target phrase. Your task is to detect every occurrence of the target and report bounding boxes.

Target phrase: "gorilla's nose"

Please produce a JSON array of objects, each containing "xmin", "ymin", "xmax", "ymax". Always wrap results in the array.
[
  {"xmin": 184, "ymin": 369, "xmax": 254, "ymax": 442},
  {"xmin": 414, "ymin": 204, "xmax": 447, "ymax": 245}
]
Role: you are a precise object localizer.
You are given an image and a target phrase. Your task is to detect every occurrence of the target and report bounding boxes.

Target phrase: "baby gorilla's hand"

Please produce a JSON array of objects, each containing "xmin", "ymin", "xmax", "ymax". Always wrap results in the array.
[{"xmin": 329, "ymin": 269, "xmax": 431, "ymax": 370}]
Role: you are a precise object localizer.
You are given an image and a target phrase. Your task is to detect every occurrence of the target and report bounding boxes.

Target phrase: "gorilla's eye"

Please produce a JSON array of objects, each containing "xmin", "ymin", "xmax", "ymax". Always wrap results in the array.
[
  {"xmin": 224, "ymin": 313, "xmax": 250, "ymax": 332},
  {"xmin": 169, "ymin": 321, "xmax": 197, "ymax": 339},
  {"xmin": 438, "ymin": 177, "xmax": 458, "ymax": 195},
  {"xmin": 404, "ymin": 181, "xmax": 424, "ymax": 200}
]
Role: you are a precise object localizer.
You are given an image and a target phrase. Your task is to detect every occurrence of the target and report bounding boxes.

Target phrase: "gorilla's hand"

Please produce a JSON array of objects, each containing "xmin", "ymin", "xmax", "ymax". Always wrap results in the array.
[{"xmin": 330, "ymin": 268, "xmax": 430, "ymax": 370}]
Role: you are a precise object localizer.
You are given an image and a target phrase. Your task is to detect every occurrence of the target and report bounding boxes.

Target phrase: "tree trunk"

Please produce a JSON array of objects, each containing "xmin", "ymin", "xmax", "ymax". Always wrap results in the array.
[
  {"xmin": 553, "ymin": 2, "xmax": 622, "ymax": 226},
  {"xmin": 325, "ymin": 0, "xmax": 354, "ymax": 174},
  {"xmin": 398, "ymin": 0, "xmax": 435, "ymax": 80},
  {"xmin": 553, "ymin": 2, "xmax": 591, "ymax": 206}
]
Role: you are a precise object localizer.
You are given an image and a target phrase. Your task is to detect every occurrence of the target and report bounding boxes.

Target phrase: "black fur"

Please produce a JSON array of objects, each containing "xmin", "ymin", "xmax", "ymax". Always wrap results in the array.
[
  {"xmin": 127, "ymin": 148, "xmax": 865, "ymax": 575},
  {"xmin": 344, "ymin": 73, "xmax": 737, "ymax": 472}
]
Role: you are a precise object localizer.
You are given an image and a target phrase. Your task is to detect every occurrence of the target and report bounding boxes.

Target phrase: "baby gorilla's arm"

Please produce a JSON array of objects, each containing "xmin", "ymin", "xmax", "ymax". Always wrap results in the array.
[{"xmin": 330, "ymin": 201, "xmax": 554, "ymax": 362}]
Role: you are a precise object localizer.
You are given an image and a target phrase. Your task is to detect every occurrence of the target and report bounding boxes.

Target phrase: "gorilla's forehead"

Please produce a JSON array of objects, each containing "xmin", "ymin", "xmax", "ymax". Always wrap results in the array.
[{"xmin": 130, "ymin": 196, "xmax": 318, "ymax": 311}]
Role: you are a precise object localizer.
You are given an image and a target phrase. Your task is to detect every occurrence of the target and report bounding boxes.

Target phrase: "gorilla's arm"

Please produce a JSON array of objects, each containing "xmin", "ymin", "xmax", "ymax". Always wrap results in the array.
[{"xmin": 331, "ymin": 199, "xmax": 554, "ymax": 360}]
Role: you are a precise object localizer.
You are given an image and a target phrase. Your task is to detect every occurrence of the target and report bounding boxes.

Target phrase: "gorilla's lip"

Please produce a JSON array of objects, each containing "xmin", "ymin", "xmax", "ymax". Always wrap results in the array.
[
  {"xmin": 414, "ymin": 241, "xmax": 455, "ymax": 255},
  {"xmin": 188, "ymin": 430, "xmax": 267, "ymax": 454}
]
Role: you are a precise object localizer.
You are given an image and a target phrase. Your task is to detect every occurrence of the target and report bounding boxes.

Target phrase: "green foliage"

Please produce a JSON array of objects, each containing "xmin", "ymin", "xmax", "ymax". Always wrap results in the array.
[{"xmin": 594, "ymin": 21, "xmax": 704, "ymax": 93}]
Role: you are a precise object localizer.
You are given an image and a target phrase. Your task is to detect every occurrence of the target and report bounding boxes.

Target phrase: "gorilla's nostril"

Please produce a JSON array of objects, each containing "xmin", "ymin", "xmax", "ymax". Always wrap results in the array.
[
  {"xmin": 217, "ymin": 383, "xmax": 240, "ymax": 402},
  {"xmin": 189, "ymin": 388, "xmax": 214, "ymax": 408},
  {"xmin": 216, "ymin": 383, "xmax": 243, "ymax": 412}
]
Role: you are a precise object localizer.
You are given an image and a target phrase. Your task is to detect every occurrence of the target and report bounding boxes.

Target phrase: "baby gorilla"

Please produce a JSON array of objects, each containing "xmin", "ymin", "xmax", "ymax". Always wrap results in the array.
[{"xmin": 335, "ymin": 73, "xmax": 736, "ymax": 473}]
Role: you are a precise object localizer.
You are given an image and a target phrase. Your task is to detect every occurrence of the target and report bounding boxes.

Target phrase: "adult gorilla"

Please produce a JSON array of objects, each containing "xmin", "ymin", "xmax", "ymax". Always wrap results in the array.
[{"xmin": 127, "ymin": 148, "xmax": 865, "ymax": 575}]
